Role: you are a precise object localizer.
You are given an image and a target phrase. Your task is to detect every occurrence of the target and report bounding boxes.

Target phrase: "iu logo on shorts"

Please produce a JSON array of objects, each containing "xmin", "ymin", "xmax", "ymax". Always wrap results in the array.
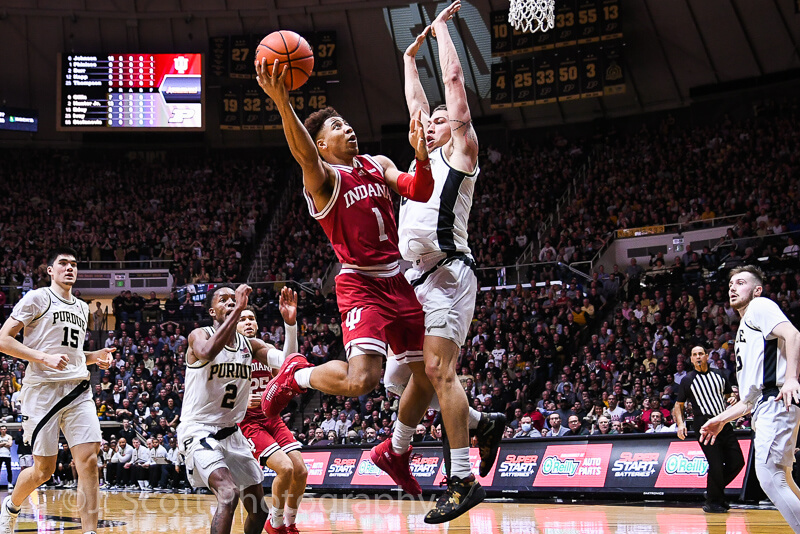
[{"xmin": 345, "ymin": 307, "xmax": 363, "ymax": 331}]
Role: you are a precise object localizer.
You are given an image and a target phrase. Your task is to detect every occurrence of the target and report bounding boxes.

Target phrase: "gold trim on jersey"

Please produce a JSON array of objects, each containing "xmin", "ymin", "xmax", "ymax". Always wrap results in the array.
[
  {"xmin": 47, "ymin": 287, "xmax": 77, "ymax": 305},
  {"xmin": 186, "ymin": 359, "xmax": 210, "ymax": 369},
  {"xmin": 31, "ymin": 291, "xmax": 52, "ymax": 323},
  {"xmin": 439, "ymin": 146, "xmax": 479, "ymax": 177}
]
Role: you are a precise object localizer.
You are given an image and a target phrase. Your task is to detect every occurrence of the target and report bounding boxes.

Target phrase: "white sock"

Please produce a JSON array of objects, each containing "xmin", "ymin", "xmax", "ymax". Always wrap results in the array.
[
  {"xmin": 5, "ymin": 497, "xmax": 19, "ymax": 514},
  {"xmin": 284, "ymin": 506, "xmax": 298, "ymax": 526},
  {"xmin": 451, "ymin": 447, "xmax": 471, "ymax": 479},
  {"xmin": 137, "ymin": 480, "xmax": 144, "ymax": 489},
  {"xmin": 468, "ymin": 408, "xmax": 482, "ymax": 430},
  {"xmin": 391, "ymin": 421, "xmax": 416, "ymax": 455},
  {"xmin": 270, "ymin": 506, "xmax": 284, "ymax": 528},
  {"xmin": 295, "ymin": 368, "xmax": 313, "ymax": 389},
  {"xmin": 429, "ymin": 393, "xmax": 440, "ymax": 411}
]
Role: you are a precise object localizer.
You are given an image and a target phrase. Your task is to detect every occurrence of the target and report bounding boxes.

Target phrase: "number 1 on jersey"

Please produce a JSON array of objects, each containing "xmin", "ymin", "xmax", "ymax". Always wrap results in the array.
[{"xmin": 371, "ymin": 208, "xmax": 389, "ymax": 242}]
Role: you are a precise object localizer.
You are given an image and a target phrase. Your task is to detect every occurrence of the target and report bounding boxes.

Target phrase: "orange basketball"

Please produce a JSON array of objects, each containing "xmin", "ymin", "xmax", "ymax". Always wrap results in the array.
[{"xmin": 256, "ymin": 30, "xmax": 314, "ymax": 91}]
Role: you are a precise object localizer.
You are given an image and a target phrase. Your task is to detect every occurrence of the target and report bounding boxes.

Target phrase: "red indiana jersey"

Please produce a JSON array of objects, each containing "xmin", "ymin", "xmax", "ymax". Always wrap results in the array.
[
  {"xmin": 242, "ymin": 360, "xmax": 273, "ymax": 424},
  {"xmin": 303, "ymin": 154, "xmax": 401, "ymax": 267}
]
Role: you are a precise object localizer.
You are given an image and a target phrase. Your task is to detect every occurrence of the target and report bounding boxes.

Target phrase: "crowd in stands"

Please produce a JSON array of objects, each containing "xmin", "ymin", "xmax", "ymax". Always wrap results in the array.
[
  {"xmin": 0, "ymin": 150, "xmax": 279, "ymax": 310},
  {"xmin": 0, "ymin": 103, "xmax": 798, "ymax": 467}
]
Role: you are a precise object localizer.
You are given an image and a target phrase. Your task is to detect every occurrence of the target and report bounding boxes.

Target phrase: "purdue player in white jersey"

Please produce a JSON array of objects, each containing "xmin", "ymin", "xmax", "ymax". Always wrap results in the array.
[
  {"xmin": 0, "ymin": 247, "xmax": 114, "ymax": 534},
  {"xmin": 701, "ymin": 266, "xmax": 800, "ymax": 531},
  {"xmin": 380, "ymin": 1, "xmax": 502, "ymax": 524},
  {"xmin": 179, "ymin": 283, "xmax": 303, "ymax": 534}
]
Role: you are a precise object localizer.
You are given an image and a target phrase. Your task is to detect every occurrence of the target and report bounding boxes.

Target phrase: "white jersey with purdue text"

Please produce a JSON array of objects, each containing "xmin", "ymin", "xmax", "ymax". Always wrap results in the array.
[
  {"xmin": 398, "ymin": 146, "xmax": 478, "ymax": 262},
  {"xmin": 181, "ymin": 327, "xmax": 253, "ymax": 427},
  {"xmin": 735, "ymin": 297, "xmax": 790, "ymax": 405},
  {"xmin": 10, "ymin": 287, "xmax": 90, "ymax": 385}
]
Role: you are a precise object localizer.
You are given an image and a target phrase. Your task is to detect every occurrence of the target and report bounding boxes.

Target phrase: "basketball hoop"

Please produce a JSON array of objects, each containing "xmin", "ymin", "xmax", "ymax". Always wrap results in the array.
[{"xmin": 509, "ymin": 0, "xmax": 555, "ymax": 34}]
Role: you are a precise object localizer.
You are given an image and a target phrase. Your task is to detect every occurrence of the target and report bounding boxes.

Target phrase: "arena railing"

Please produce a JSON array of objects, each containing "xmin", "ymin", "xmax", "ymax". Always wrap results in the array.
[{"xmin": 78, "ymin": 259, "xmax": 174, "ymax": 270}]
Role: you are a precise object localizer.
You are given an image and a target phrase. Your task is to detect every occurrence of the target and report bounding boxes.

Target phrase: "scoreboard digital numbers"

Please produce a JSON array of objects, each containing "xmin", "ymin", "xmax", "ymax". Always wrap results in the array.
[
  {"xmin": 58, "ymin": 53, "xmax": 204, "ymax": 131},
  {"xmin": 490, "ymin": 0, "xmax": 624, "ymax": 108}
]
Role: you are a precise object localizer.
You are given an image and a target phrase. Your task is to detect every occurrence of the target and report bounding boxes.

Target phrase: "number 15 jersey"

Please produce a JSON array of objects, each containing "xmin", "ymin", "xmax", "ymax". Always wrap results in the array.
[
  {"xmin": 182, "ymin": 327, "xmax": 253, "ymax": 427},
  {"xmin": 10, "ymin": 287, "xmax": 90, "ymax": 386},
  {"xmin": 303, "ymin": 155, "xmax": 401, "ymax": 267}
]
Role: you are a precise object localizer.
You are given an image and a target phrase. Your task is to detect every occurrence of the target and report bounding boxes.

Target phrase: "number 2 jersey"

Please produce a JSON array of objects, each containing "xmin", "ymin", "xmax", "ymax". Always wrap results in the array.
[
  {"xmin": 10, "ymin": 287, "xmax": 90, "ymax": 386},
  {"xmin": 735, "ymin": 297, "xmax": 791, "ymax": 405},
  {"xmin": 303, "ymin": 154, "xmax": 401, "ymax": 268},
  {"xmin": 181, "ymin": 327, "xmax": 253, "ymax": 428}
]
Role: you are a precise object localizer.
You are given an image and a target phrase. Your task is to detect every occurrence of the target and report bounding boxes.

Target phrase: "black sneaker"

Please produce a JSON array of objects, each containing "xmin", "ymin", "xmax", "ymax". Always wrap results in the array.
[
  {"xmin": 475, "ymin": 412, "xmax": 506, "ymax": 477},
  {"xmin": 424, "ymin": 474, "xmax": 486, "ymax": 524},
  {"xmin": 702, "ymin": 504, "xmax": 728, "ymax": 514}
]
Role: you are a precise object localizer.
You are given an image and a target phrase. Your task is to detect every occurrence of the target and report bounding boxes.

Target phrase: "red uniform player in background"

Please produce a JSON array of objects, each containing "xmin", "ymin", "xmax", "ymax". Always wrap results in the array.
[{"xmin": 237, "ymin": 287, "xmax": 306, "ymax": 534}]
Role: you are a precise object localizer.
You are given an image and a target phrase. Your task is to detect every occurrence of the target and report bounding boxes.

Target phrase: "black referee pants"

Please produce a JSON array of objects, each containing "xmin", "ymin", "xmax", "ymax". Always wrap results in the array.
[{"xmin": 697, "ymin": 423, "xmax": 745, "ymax": 505}]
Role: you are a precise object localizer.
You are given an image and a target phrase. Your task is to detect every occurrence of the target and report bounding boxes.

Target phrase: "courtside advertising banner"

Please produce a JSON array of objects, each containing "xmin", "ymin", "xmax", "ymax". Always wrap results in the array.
[{"xmin": 286, "ymin": 433, "xmax": 753, "ymax": 497}]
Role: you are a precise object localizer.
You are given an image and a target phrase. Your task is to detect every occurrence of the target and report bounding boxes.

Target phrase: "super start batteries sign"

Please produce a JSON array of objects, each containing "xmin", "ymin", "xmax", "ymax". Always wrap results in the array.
[{"xmin": 270, "ymin": 434, "xmax": 752, "ymax": 497}]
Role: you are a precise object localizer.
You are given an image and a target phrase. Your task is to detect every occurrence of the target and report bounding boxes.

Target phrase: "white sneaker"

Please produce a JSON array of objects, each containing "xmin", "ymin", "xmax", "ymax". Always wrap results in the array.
[{"xmin": 0, "ymin": 495, "xmax": 19, "ymax": 534}]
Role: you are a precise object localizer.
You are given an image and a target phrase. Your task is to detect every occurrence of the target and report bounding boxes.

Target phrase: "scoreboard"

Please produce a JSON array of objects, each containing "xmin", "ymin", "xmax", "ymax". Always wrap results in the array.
[
  {"xmin": 209, "ymin": 31, "xmax": 338, "ymax": 80},
  {"xmin": 220, "ymin": 79, "xmax": 329, "ymax": 131},
  {"xmin": 212, "ymin": 30, "xmax": 335, "ymax": 131},
  {"xmin": 57, "ymin": 53, "xmax": 204, "ymax": 131},
  {"xmin": 490, "ymin": 0, "xmax": 624, "ymax": 108}
]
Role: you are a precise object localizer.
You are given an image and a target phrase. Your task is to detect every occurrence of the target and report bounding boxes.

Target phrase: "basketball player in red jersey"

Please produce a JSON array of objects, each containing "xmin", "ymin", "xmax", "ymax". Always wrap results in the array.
[
  {"xmin": 237, "ymin": 287, "xmax": 307, "ymax": 534},
  {"xmin": 255, "ymin": 58, "xmax": 437, "ymax": 495}
]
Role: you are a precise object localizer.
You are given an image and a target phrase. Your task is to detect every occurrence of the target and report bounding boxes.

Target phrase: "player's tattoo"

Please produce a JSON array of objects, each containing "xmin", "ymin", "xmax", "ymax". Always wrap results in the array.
[
  {"xmin": 450, "ymin": 118, "xmax": 470, "ymax": 132},
  {"xmin": 451, "ymin": 118, "xmax": 478, "ymax": 148}
]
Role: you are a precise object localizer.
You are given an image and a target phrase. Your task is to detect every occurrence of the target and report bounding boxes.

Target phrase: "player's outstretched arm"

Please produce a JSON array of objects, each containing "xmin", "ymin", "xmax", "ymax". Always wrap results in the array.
[
  {"xmin": 250, "ymin": 288, "xmax": 299, "ymax": 370},
  {"xmin": 189, "ymin": 284, "xmax": 252, "ymax": 363},
  {"xmin": 378, "ymin": 116, "xmax": 433, "ymax": 202},
  {"xmin": 255, "ymin": 58, "xmax": 336, "ymax": 199},
  {"xmin": 431, "ymin": 0, "xmax": 478, "ymax": 170},
  {"xmin": 86, "ymin": 347, "xmax": 115, "ymax": 369},
  {"xmin": 772, "ymin": 321, "xmax": 800, "ymax": 408},
  {"xmin": 404, "ymin": 26, "xmax": 431, "ymax": 121},
  {"xmin": 0, "ymin": 318, "xmax": 70, "ymax": 370}
]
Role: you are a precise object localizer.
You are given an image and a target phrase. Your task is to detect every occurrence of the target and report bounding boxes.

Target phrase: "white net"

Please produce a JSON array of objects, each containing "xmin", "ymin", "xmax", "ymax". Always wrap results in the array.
[{"xmin": 509, "ymin": 0, "xmax": 555, "ymax": 34}]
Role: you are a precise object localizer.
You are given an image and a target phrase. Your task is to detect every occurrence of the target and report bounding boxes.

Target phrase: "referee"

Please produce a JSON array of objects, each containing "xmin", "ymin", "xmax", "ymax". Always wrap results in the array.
[{"xmin": 673, "ymin": 345, "xmax": 745, "ymax": 513}]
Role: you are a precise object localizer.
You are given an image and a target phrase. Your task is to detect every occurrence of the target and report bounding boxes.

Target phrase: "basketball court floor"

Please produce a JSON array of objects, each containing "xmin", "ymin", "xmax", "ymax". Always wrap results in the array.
[{"xmin": 8, "ymin": 489, "xmax": 790, "ymax": 533}]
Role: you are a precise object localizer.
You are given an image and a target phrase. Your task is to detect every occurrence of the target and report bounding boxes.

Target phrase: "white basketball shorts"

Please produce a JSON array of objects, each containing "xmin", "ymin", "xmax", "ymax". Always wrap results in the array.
[
  {"xmin": 752, "ymin": 398, "xmax": 800, "ymax": 468},
  {"xmin": 20, "ymin": 379, "xmax": 101, "ymax": 457},
  {"xmin": 178, "ymin": 422, "xmax": 264, "ymax": 489},
  {"xmin": 405, "ymin": 257, "xmax": 477, "ymax": 349}
]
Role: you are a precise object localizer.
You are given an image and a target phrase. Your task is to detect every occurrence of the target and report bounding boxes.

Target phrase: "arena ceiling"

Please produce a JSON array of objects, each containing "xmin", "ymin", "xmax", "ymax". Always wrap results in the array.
[{"xmin": 0, "ymin": 0, "xmax": 798, "ymax": 144}]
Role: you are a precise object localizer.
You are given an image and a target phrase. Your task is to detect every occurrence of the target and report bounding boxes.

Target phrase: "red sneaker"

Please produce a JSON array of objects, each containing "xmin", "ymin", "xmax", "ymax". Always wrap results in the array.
[
  {"xmin": 285, "ymin": 524, "xmax": 300, "ymax": 534},
  {"xmin": 265, "ymin": 517, "xmax": 289, "ymax": 534},
  {"xmin": 262, "ymin": 354, "xmax": 314, "ymax": 418},
  {"xmin": 369, "ymin": 438, "xmax": 422, "ymax": 495}
]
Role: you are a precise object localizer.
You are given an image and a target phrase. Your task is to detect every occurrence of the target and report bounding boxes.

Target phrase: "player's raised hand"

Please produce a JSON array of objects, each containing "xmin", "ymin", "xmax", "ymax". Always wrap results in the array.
[
  {"xmin": 279, "ymin": 286, "xmax": 298, "ymax": 325},
  {"xmin": 431, "ymin": 0, "xmax": 461, "ymax": 37},
  {"xmin": 405, "ymin": 26, "xmax": 430, "ymax": 58},
  {"xmin": 409, "ymin": 110, "xmax": 428, "ymax": 160},
  {"xmin": 255, "ymin": 58, "xmax": 289, "ymax": 102},
  {"xmin": 776, "ymin": 377, "xmax": 800, "ymax": 410},
  {"xmin": 42, "ymin": 352, "xmax": 70, "ymax": 371},
  {"xmin": 235, "ymin": 284, "xmax": 253, "ymax": 311}
]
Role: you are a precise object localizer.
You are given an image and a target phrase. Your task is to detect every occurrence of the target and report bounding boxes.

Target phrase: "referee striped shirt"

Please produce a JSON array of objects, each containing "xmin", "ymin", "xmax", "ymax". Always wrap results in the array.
[{"xmin": 676, "ymin": 368, "xmax": 732, "ymax": 429}]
